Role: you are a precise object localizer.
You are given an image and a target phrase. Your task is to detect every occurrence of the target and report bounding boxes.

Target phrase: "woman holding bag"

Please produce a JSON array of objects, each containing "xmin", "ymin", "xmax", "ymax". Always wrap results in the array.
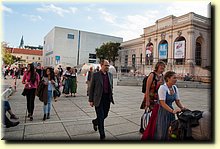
[
  {"xmin": 42, "ymin": 67, "xmax": 58, "ymax": 121},
  {"xmin": 22, "ymin": 63, "xmax": 40, "ymax": 121},
  {"xmin": 141, "ymin": 61, "xmax": 165, "ymax": 140}
]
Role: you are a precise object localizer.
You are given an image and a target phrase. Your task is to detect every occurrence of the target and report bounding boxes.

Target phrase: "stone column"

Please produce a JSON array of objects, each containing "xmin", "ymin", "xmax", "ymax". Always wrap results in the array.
[
  {"xmin": 167, "ymin": 34, "xmax": 173, "ymax": 71},
  {"xmin": 186, "ymin": 29, "xmax": 196, "ymax": 75}
]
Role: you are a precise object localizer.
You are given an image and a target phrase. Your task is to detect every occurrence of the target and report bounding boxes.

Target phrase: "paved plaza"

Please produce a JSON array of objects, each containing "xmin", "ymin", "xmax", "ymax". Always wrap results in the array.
[{"xmin": 1, "ymin": 75, "xmax": 210, "ymax": 141}]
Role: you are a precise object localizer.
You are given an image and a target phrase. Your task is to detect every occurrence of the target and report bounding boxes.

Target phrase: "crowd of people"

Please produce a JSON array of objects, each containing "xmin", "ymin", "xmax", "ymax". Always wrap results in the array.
[{"xmin": 2, "ymin": 60, "xmax": 210, "ymax": 141}]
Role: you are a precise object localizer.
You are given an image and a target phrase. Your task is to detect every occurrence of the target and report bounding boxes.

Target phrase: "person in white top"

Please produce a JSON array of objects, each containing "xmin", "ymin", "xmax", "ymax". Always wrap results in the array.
[{"xmin": 154, "ymin": 71, "xmax": 187, "ymax": 140}]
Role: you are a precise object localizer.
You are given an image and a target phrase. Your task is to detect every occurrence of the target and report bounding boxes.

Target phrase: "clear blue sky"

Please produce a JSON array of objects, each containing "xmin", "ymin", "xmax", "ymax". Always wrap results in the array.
[{"xmin": 2, "ymin": 1, "xmax": 210, "ymax": 48}]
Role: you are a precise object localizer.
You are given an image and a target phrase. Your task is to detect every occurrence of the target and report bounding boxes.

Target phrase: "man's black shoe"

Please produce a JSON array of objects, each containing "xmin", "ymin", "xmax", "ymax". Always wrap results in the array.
[
  {"xmin": 92, "ymin": 120, "xmax": 97, "ymax": 131},
  {"xmin": 6, "ymin": 121, "xmax": 20, "ymax": 128},
  {"xmin": 100, "ymin": 134, "xmax": 106, "ymax": 140}
]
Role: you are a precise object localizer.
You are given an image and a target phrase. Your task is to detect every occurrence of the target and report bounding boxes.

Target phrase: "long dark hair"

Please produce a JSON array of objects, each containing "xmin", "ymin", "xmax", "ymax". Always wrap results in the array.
[
  {"xmin": 44, "ymin": 67, "xmax": 55, "ymax": 81},
  {"xmin": 28, "ymin": 63, "xmax": 36, "ymax": 84}
]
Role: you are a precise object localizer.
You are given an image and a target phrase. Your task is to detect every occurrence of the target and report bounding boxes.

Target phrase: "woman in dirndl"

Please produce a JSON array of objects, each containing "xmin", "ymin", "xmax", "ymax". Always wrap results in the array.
[{"xmin": 154, "ymin": 71, "xmax": 187, "ymax": 140}]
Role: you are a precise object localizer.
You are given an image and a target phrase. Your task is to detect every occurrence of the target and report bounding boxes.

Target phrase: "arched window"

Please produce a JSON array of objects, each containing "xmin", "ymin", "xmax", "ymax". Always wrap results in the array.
[
  {"xmin": 195, "ymin": 42, "xmax": 202, "ymax": 66},
  {"xmin": 174, "ymin": 36, "xmax": 186, "ymax": 65},
  {"xmin": 146, "ymin": 42, "xmax": 153, "ymax": 65},
  {"xmin": 140, "ymin": 53, "xmax": 142, "ymax": 65},
  {"xmin": 158, "ymin": 40, "xmax": 168, "ymax": 64}
]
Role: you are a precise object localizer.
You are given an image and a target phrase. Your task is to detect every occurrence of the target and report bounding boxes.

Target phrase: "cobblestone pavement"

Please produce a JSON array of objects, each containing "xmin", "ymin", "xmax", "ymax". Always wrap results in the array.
[{"xmin": 1, "ymin": 75, "xmax": 210, "ymax": 141}]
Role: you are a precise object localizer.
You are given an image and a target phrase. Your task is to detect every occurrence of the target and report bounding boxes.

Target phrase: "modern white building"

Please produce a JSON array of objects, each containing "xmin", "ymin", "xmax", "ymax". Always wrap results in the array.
[{"xmin": 43, "ymin": 26, "xmax": 123, "ymax": 67}]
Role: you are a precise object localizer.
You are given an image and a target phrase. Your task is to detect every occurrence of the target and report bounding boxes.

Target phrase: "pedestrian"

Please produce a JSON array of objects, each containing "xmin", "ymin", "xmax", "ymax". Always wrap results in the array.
[
  {"xmin": 63, "ymin": 66, "xmax": 71, "ymax": 97},
  {"xmin": 3, "ymin": 65, "xmax": 7, "ymax": 79},
  {"xmin": 10, "ymin": 67, "xmax": 14, "ymax": 79},
  {"xmin": 58, "ymin": 65, "xmax": 63, "ymax": 78},
  {"xmin": 2, "ymin": 100, "xmax": 20, "ymax": 128},
  {"xmin": 154, "ymin": 71, "xmax": 187, "ymax": 140},
  {"xmin": 14, "ymin": 67, "xmax": 19, "ymax": 91},
  {"xmin": 95, "ymin": 66, "xmax": 100, "ymax": 72},
  {"xmin": 41, "ymin": 67, "xmax": 58, "ymax": 121},
  {"xmin": 18, "ymin": 64, "xmax": 21, "ymax": 79},
  {"xmin": 89, "ymin": 59, "xmax": 114, "ymax": 140},
  {"xmin": 22, "ymin": 63, "xmax": 40, "ymax": 121},
  {"xmin": 141, "ymin": 61, "xmax": 165, "ymax": 140},
  {"xmin": 36, "ymin": 63, "xmax": 43, "ymax": 80},
  {"xmin": 54, "ymin": 69, "xmax": 61, "ymax": 102},
  {"xmin": 70, "ymin": 68, "xmax": 77, "ymax": 97},
  {"xmin": 86, "ymin": 66, "xmax": 93, "ymax": 96}
]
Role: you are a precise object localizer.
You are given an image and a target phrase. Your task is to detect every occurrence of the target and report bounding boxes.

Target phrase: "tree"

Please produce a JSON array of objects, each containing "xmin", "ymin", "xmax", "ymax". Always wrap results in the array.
[
  {"xmin": 96, "ymin": 42, "xmax": 121, "ymax": 66},
  {"xmin": 1, "ymin": 42, "xmax": 15, "ymax": 65}
]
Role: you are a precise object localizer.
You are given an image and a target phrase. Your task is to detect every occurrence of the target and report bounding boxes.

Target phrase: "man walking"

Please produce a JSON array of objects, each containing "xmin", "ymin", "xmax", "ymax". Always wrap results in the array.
[{"xmin": 89, "ymin": 59, "xmax": 114, "ymax": 140}]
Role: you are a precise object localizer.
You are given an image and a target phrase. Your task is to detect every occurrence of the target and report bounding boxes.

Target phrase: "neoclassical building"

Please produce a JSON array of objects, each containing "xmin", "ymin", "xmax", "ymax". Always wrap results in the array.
[{"xmin": 118, "ymin": 12, "xmax": 211, "ymax": 77}]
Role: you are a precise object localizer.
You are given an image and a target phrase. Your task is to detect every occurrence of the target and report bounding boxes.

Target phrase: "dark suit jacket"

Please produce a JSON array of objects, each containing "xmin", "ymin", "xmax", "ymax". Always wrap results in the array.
[{"xmin": 89, "ymin": 71, "xmax": 114, "ymax": 107}]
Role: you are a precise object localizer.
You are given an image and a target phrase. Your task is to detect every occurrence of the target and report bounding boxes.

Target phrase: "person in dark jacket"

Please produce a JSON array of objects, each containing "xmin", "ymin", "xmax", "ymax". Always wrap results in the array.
[{"xmin": 89, "ymin": 59, "xmax": 114, "ymax": 140}]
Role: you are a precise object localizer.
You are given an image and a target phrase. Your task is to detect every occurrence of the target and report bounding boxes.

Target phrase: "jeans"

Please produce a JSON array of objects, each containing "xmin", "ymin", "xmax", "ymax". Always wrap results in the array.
[
  {"xmin": 94, "ymin": 94, "xmax": 110, "ymax": 137},
  {"xmin": 44, "ymin": 90, "xmax": 52, "ymax": 114}
]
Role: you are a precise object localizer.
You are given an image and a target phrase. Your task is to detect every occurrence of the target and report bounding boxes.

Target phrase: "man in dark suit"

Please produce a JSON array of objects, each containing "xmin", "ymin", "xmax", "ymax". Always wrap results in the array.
[{"xmin": 89, "ymin": 59, "xmax": 114, "ymax": 140}]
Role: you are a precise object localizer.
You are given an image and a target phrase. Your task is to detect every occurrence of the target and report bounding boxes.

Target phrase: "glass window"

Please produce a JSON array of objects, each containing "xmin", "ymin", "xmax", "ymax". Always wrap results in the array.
[
  {"xmin": 140, "ymin": 53, "xmax": 142, "ymax": 65},
  {"xmin": 89, "ymin": 53, "xmax": 96, "ymax": 59},
  {"xmin": 38, "ymin": 57, "xmax": 40, "ymax": 60},
  {"xmin": 132, "ymin": 54, "xmax": 136, "ymax": 67},
  {"xmin": 125, "ymin": 55, "xmax": 128, "ymax": 66},
  {"xmin": 67, "ymin": 34, "xmax": 74, "ymax": 39},
  {"xmin": 89, "ymin": 59, "xmax": 96, "ymax": 63}
]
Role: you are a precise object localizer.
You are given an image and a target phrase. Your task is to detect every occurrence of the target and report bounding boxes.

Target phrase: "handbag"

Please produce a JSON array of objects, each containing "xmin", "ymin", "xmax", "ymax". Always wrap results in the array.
[
  {"xmin": 62, "ymin": 79, "xmax": 65, "ymax": 86},
  {"xmin": 139, "ymin": 108, "xmax": 152, "ymax": 133},
  {"xmin": 21, "ymin": 88, "xmax": 28, "ymax": 96},
  {"xmin": 53, "ymin": 87, "xmax": 61, "ymax": 98}
]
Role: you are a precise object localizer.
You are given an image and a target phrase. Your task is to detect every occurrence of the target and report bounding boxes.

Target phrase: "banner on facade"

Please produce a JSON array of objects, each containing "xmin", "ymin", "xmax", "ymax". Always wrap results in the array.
[
  {"xmin": 146, "ymin": 45, "xmax": 153, "ymax": 64},
  {"xmin": 55, "ymin": 56, "xmax": 60, "ymax": 65},
  {"xmin": 158, "ymin": 43, "xmax": 168, "ymax": 59},
  {"xmin": 174, "ymin": 40, "xmax": 185, "ymax": 59}
]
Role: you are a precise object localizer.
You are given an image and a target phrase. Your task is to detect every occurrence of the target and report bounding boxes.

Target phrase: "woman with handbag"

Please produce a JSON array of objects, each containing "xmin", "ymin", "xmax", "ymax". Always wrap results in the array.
[
  {"xmin": 22, "ymin": 63, "xmax": 40, "ymax": 121},
  {"xmin": 69, "ymin": 68, "xmax": 77, "ymax": 97},
  {"xmin": 54, "ymin": 69, "xmax": 61, "ymax": 102},
  {"xmin": 42, "ymin": 67, "xmax": 58, "ymax": 121},
  {"xmin": 63, "ymin": 66, "xmax": 71, "ymax": 97},
  {"xmin": 141, "ymin": 61, "xmax": 165, "ymax": 140}
]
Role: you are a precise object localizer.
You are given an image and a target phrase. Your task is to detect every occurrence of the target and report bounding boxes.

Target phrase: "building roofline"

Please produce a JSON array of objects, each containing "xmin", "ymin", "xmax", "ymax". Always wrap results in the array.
[{"xmin": 53, "ymin": 26, "xmax": 123, "ymax": 40}]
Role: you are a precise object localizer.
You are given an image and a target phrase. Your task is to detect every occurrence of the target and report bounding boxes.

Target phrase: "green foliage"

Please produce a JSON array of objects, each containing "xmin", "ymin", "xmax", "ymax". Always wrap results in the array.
[
  {"xmin": 1, "ymin": 43, "xmax": 16, "ymax": 65},
  {"xmin": 95, "ymin": 42, "xmax": 121, "ymax": 66}
]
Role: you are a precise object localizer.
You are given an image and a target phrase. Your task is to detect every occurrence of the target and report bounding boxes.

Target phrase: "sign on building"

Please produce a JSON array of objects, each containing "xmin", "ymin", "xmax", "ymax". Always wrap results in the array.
[
  {"xmin": 174, "ymin": 40, "xmax": 185, "ymax": 59},
  {"xmin": 55, "ymin": 56, "xmax": 60, "ymax": 65},
  {"xmin": 158, "ymin": 43, "xmax": 168, "ymax": 59}
]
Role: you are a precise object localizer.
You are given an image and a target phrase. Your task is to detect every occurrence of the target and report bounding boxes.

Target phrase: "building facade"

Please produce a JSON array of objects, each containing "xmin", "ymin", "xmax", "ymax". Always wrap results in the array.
[
  {"xmin": 5, "ymin": 47, "xmax": 43, "ymax": 66},
  {"xmin": 118, "ymin": 12, "xmax": 211, "ymax": 77},
  {"xmin": 43, "ymin": 26, "xmax": 123, "ymax": 67}
]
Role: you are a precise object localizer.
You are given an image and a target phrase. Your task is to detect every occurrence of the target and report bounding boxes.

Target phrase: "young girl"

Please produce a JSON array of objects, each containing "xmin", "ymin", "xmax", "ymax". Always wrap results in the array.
[{"xmin": 42, "ymin": 67, "xmax": 58, "ymax": 121}]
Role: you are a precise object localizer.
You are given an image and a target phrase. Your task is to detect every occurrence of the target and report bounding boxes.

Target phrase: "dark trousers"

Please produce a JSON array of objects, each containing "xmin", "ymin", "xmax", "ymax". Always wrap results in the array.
[
  {"xmin": 26, "ymin": 88, "xmax": 36, "ymax": 116},
  {"xmin": 93, "ymin": 94, "xmax": 110, "ymax": 137}
]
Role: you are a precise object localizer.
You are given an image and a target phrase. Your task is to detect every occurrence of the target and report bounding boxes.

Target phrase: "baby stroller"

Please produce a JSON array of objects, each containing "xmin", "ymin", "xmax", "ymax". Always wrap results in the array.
[{"xmin": 168, "ymin": 109, "xmax": 203, "ymax": 141}]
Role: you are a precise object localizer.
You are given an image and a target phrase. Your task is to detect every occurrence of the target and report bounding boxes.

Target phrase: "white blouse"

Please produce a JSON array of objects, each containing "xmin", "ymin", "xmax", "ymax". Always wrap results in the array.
[{"xmin": 158, "ymin": 83, "xmax": 180, "ymax": 101}]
